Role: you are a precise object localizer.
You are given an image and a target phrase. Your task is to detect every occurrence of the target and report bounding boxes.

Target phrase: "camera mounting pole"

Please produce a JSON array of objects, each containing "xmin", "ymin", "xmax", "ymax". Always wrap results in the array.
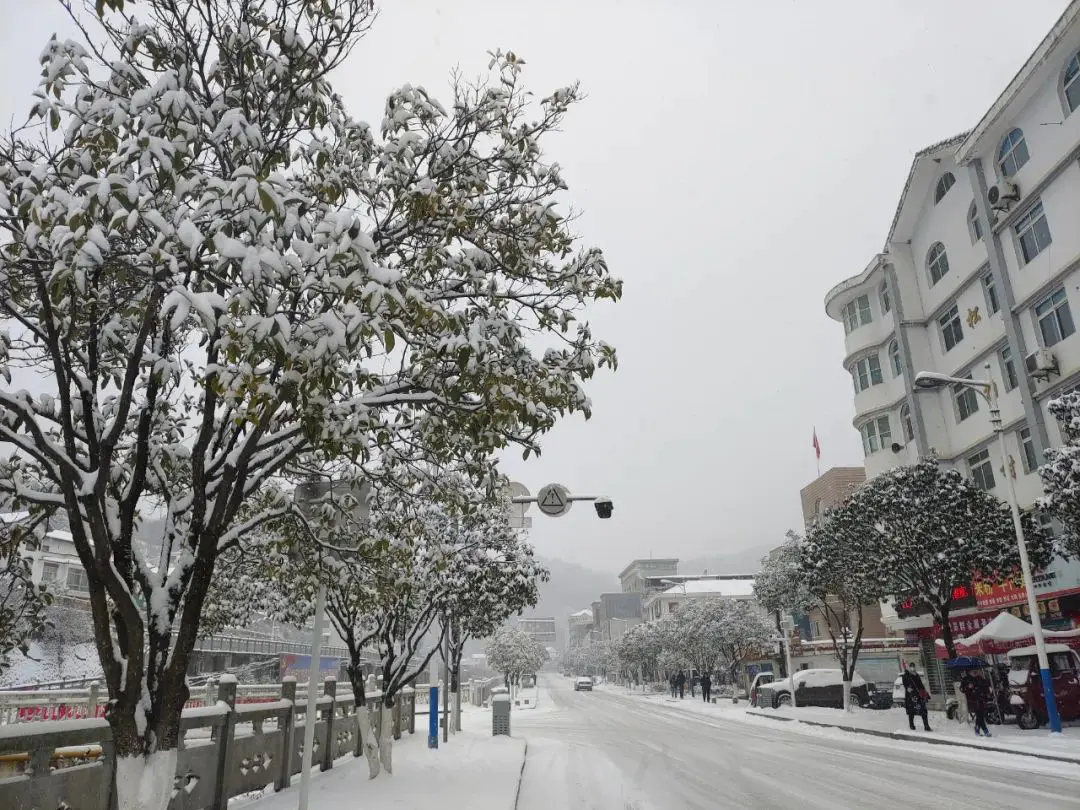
[{"xmin": 509, "ymin": 482, "xmax": 613, "ymax": 519}]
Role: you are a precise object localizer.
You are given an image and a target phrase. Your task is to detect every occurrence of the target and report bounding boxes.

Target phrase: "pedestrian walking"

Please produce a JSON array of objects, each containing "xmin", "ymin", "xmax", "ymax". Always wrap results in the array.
[
  {"xmin": 901, "ymin": 662, "xmax": 932, "ymax": 731},
  {"xmin": 669, "ymin": 673, "xmax": 677, "ymax": 699},
  {"xmin": 690, "ymin": 675, "xmax": 698, "ymax": 698},
  {"xmin": 701, "ymin": 672, "xmax": 712, "ymax": 703},
  {"xmin": 960, "ymin": 669, "xmax": 992, "ymax": 737},
  {"xmin": 676, "ymin": 670, "xmax": 686, "ymax": 700}
]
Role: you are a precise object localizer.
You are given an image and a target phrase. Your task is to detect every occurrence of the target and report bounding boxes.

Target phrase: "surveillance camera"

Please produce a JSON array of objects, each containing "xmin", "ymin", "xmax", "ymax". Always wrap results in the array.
[
  {"xmin": 890, "ymin": 442, "xmax": 904, "ymax": 454},
  {"xmin": 594, "ymin": 498, "xmax": 613, "ymax": 519}
]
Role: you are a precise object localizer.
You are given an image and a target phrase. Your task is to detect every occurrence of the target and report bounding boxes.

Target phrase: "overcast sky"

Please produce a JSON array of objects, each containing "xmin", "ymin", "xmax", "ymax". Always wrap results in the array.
[{"xmin": 0, "ymin": 1, "xmax": 1069, "ymax": 572}]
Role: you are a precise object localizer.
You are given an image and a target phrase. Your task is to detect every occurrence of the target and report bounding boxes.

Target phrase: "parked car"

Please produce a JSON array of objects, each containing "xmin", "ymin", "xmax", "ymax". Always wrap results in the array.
[
  {"xmin": 759, "ymin": 668, "xmax": 873, "ymax": 709},
  {"xmin": 1007, "ymin": 643, "xmax": 1080, "ymax": 729},
  {"xmin": 574, "ymin": 676, "xmax": 594, "ymax": 692},
  {"xmin": 749, "ymin": 671, "xmax": 776, "ymax": 707}
]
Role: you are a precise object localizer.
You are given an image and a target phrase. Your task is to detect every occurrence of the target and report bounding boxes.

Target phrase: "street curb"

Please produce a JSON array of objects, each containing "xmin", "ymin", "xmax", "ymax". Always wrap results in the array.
[
  {"xmin": 512, "ymin": 739, "xmax": 528, "ymax": 810},
  {"xmin": 744, "ymin": 710, "xmax": 1080, "ymax": 766}
]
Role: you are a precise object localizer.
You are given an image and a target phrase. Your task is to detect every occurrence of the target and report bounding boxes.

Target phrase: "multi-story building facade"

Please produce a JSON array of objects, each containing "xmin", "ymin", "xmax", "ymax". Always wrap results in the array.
[
  {"xmin": 566, "ymin": 609, "xmax": 593, "ymax": 649},
  {"xmin": 592, "ymin": 593, "xmax": 643, "ymax": 642},
  {"xmin": 824, "ymin": 1, "xmax": 1080, "ymax": 632},
  {"xmin": 799, "ymin": 467, "xmax": 866, "ymax": 527},
  {"xmin": 517, "ymin": 616, "xmax": 557, "ymax": 647},
  {"xmin": 618, "ymin": 558, "xmax": 679, "ymax": 594}
]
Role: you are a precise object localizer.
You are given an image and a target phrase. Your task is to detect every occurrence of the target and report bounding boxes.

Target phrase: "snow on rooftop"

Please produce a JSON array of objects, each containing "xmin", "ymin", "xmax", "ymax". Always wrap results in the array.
[{"xmin": 662, "ymin": 579, "xmax": 756, "ymax": 597}]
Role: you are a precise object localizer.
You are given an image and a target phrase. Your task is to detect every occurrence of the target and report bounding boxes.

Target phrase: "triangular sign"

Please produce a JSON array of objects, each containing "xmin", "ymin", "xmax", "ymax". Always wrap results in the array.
[{"xmin": 540, "ymin": 488, "xmax": 565, "ymax": 508}]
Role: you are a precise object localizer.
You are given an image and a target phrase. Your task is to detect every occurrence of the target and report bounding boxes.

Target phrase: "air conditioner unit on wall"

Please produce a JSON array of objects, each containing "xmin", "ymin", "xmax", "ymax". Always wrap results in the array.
[
  {"xmin": 988, "ymin": 181, "xmax": 1020, "ymax": 211},
  {"xmin": 1025, "ymin": 348, "xmax": 1058, "ymax": 379}
]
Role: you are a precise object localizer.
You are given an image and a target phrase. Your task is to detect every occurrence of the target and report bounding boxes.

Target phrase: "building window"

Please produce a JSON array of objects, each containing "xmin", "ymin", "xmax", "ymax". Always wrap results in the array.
[
  {"xmin": 879, "ymin": 281, "xmax": 891, "ymax": 315},
  {"xmin": 982, "ymin": 272, "xmax": 999, "ymax": 314},
  {"xmin": 954, "ymin": 376, "xmax": 980, "ymax": 422},
  {"xmin": 939, "ymin": 304, "xmax": 964, "ymax": 352},
  {"xmin": 998, "ymin": 128, "xmax": 1029, "ymax": 177},
  {"xmin": 888, "ymin": 340, "xmax": 902, "ymax": 378},
  {"xmin": 900, "ymin": 403, "xmax": 914, "ymax": 443},
  {"xmin": 1035, "ymin": 288, "xmax": 1075, "ymax": 347},
  {"xmin": 967, "ymin": 448, "xmax": 996, "ymax": 491},
  {"xmin": 1039, "ymin": 513, "xmax": 1058, "ymax": 540},
  {"xmin": 968, "ymin": 202, "xmax": 983, "ymax": 243},
  {"xmin": 1019, "ymin": 426, "xmax": 1038, "ymax": 474},
  {"xmin": 842, "ymin": 294, "xmax": 873, "ymax": 334},
  {"xmin": 926, "ymin": 242, "xmax": 950, "ymax": 286},
  {"xmin": 934, "ymin": 173, "xmax": 956, "ymax": 204},
  {"xmin": 852, "ymin": 354, "xmax": 884, "ymax": 392},
  {"xmin": 999, "ymin": 345, "xmax": 1019, "ymax": 391},
  {"xmin": 1065, "ymin": 53, "xmax": 1080, "ymax": 113},
  {"xmin": 65, "ymin": 568, "xmax": 89, "ymax": 593},
  {"xmin": 1014, "ymin": 200, "xmax": 1051, "ymax": 264},
  {"xmin": 41, "ymin": 562, "xmax": 59, "ymax": 583},
  {"xmin": 859, "ymin": 415, "xmax": 891, "ymax": 456}
]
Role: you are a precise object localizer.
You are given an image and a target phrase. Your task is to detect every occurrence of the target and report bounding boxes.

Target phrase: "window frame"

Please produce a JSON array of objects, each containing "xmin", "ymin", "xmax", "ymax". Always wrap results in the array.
[
  {"xmin": 900, "ymin": 403, "xmax": 914, "ymax": 444},
  {"xmin": 1000, "ymin": 345, "xmax": 1019, "ymax": 391},
  {"xmin": 982, "ymin": 271, "xmax": 1000, "ymax": 315},
  {"xmin": 1014, "ymin": 200, "xmax": 1052, "ymax": 265},
  {"xmin": 968, "ymin": 201, "xmax": 984, "ymax": 243},
  {"xmin": 1034, "ymin": 287, "xmax": 1076, "ymax": 348},
  {"xmin": 1064, "ymin": 52, "xmax": 1080, "ymax": 114},
  {"xmin": 998, "ymin": 128, "xmax": 1030, "ymax": 178},
  {"xmin": 852, "ymin": 354, "xmax": 884, "ymax": 392},
  {"xmin": 879, "ymin": 281, "xmax": 891, "ymax": 315},
  {"xmin": 859, "ymin": 415, "xmax": 891, "ymax": 456},
  {"xmin": 888, "ymin": 339, "xmax": 902, "ymax": 378},
  {"xmin": 939, "ymin": 304, "xmax": 964, "ymax": 352},
  {"xmin": 1019, "ymin": 426, "xmax": 1038, "ymax": 474},
  {"xmin": 934, "ymin": 173, "xmax": 956, "ymax": 204},
  {"xmin": 967, "ymin": 448, "xmax": 996, "ymax": 491},
  {"xmin": 953, "ymin": 374, "xmax": 980, "ymax": 423},
  {"xmin": 842, "ymin": 294, "xmax": 873, "ymax": 334},
  {"xmin": 926, "ymin": 242, "xmax": 950, "ymax": 286}
]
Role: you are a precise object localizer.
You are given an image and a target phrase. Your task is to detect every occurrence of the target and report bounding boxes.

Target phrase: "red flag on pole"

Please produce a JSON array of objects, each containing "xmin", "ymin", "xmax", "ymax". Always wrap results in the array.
[{"xmin": 812, "ymin": 428, "xmax": 821, "ymax": 460}]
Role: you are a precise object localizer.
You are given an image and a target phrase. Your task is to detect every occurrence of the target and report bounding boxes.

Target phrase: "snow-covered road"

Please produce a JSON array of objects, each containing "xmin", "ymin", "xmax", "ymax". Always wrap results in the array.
[{"xmin": 515, "ymin": 676, "xmax": 1080, "ymax": 809}]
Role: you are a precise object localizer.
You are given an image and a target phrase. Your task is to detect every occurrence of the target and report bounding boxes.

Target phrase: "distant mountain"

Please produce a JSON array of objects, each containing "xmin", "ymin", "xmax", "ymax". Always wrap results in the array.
[{"xmin": 679, "ymin": 543, "xmax": 776, "ymax": 577}]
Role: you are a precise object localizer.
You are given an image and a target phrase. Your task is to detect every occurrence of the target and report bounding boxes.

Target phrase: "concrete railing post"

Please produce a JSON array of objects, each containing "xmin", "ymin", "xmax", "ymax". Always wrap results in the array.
[
  {"xmin": 87, "ymin": 681, "xmax": 100, "ymax": 719},
  {"xmin": 210, "ymin": 676, "xmax": 237, "ymax": 810},
  {"xmin": 320, "ymin": 677, "xmax": 336, "ymax": 772},
  {"xmin": 277, "ymin": 678, "xmax": 297, "ymax": 791}
]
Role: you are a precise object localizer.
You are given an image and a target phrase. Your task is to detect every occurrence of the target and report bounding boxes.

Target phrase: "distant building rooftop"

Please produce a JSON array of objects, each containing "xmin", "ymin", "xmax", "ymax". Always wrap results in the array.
[{"xmin": 661, "ymin": 579, "xmax": 756, "ymax": 598}]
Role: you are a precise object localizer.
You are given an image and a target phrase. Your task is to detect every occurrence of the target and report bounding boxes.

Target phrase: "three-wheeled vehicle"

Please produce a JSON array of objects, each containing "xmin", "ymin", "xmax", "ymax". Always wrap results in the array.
[{"xmin": 1006, "ymin": 643, "xmax": 1080, "ymax": 729}]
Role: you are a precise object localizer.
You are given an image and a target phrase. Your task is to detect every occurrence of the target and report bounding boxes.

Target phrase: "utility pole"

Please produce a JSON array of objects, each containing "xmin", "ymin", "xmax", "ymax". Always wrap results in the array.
[{"xmin": 442, "ymin": 611, "xmax": 450, "ymax": 743}]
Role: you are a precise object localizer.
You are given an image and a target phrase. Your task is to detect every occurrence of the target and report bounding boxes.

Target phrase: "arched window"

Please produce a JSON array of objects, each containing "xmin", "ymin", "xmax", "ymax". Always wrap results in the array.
[
  {"xmin": 900, "ymin": 404, "xmax": 915, "ymax": 443},
  {"xmin": 927, "ymin": 242, "xmax": 950, "ymax": 286},
  {"xmin": 998, "ymin": 128, "xmax": 1029, "ymax": 177},
  {"xmin": 934, "ymin": 173, "xmax": 956, "ymax": 204},
  {"xmin": 968, "ymin": 201, "xmax": 983, "ymax": 243},
  {"xmin": 879, "ymin": 281, "xmax": 891, "ymax": 315},
  {"xmin": 1064, "ymin": 52, "xmax": 1080, "ymax": 113},
  {"xmin": 888, "ymin": 339, "xmax": 902, "ymax": 378}
]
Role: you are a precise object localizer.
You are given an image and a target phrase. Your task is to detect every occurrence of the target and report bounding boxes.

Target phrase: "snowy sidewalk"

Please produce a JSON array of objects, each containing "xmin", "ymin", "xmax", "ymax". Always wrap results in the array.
[
  {"xmin": 234, "ymin": 713, "xmax": 525, "ymax": 810},
  {"xmin": 746, "ymin": 703, "xmax": 1080, "ymax": 764}
]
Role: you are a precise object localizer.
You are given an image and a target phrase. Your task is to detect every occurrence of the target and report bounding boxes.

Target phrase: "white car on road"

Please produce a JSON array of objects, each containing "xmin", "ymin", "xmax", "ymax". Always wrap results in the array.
[{"xmin": 574, "ymin": 676, "xmax": 593, "ymax": 692}]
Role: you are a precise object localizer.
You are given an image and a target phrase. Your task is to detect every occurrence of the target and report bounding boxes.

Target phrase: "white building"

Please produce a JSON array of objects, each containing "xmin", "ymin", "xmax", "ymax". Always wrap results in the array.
[
  {"xmin": 642, "ymin": 578, "xmax": 757, "ymax": 621},
  {"xmin": 824, "ymin": 1, "xmax": 1080, "ymax": 632}
]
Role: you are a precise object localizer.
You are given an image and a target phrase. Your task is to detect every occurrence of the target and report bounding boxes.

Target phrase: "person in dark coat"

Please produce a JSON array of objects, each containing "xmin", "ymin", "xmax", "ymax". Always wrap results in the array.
[
  {"xmin": 675, "ymin": 670, "xmax": 686, "ymax": 699},
  {"xmin": 700, "ymin": 672, "xmax": 712, "ymax": 703},
  {"xmin": 901, "ymin": 662, "xmax": 932, "ymax": 731},
  {"xmin": 960, "ymin": 669, "xmax": 992, "ymax": 737},
  {"xmin": 669, "ymin": 673, "xmax": 677, "ymax": 699}
]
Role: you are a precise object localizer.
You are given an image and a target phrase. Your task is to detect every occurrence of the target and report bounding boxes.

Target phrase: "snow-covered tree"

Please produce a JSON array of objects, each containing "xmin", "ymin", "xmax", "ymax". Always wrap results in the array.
[
  {"xmin": 668, "ymin": 598, "xmax": 771, "ymax": 685},
  {"xmin": 485, "ymin": 626, "xmax": 546, "ymax": 686},
  {"xmin": 851, "ymin": 458, "xmax": 1052, "ymax": 658},
  {"xmin": 0, "ymin": 0, "xmax": 619, "ymax": 800},
  {"xmin": 797, "ymin": 509, "xmax": 884, "ymax": 711},
  {"xmin": 0, "ymin": 512, "xmax": 52, "ymax": 678},
  {"xmin": 614, "ymin": 619, "xmax": 667, "ymax": 684},
  {"xmin": 754, "ymin": 531, "xmax": 813, "ymax": 676},
  {"xmin": 1040, "ymin": 391, "xmax": 1080, "ymax": 559}
]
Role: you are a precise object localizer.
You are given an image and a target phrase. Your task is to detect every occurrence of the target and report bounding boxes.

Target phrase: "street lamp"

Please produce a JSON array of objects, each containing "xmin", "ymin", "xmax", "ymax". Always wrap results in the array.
[
  {"xmin": 913, "ymin": 361, "xmax": 1062, "ymax": 733},
  {"xmin": 772, "ymin": 617, "xmax": 796, "ymax": 709}
]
